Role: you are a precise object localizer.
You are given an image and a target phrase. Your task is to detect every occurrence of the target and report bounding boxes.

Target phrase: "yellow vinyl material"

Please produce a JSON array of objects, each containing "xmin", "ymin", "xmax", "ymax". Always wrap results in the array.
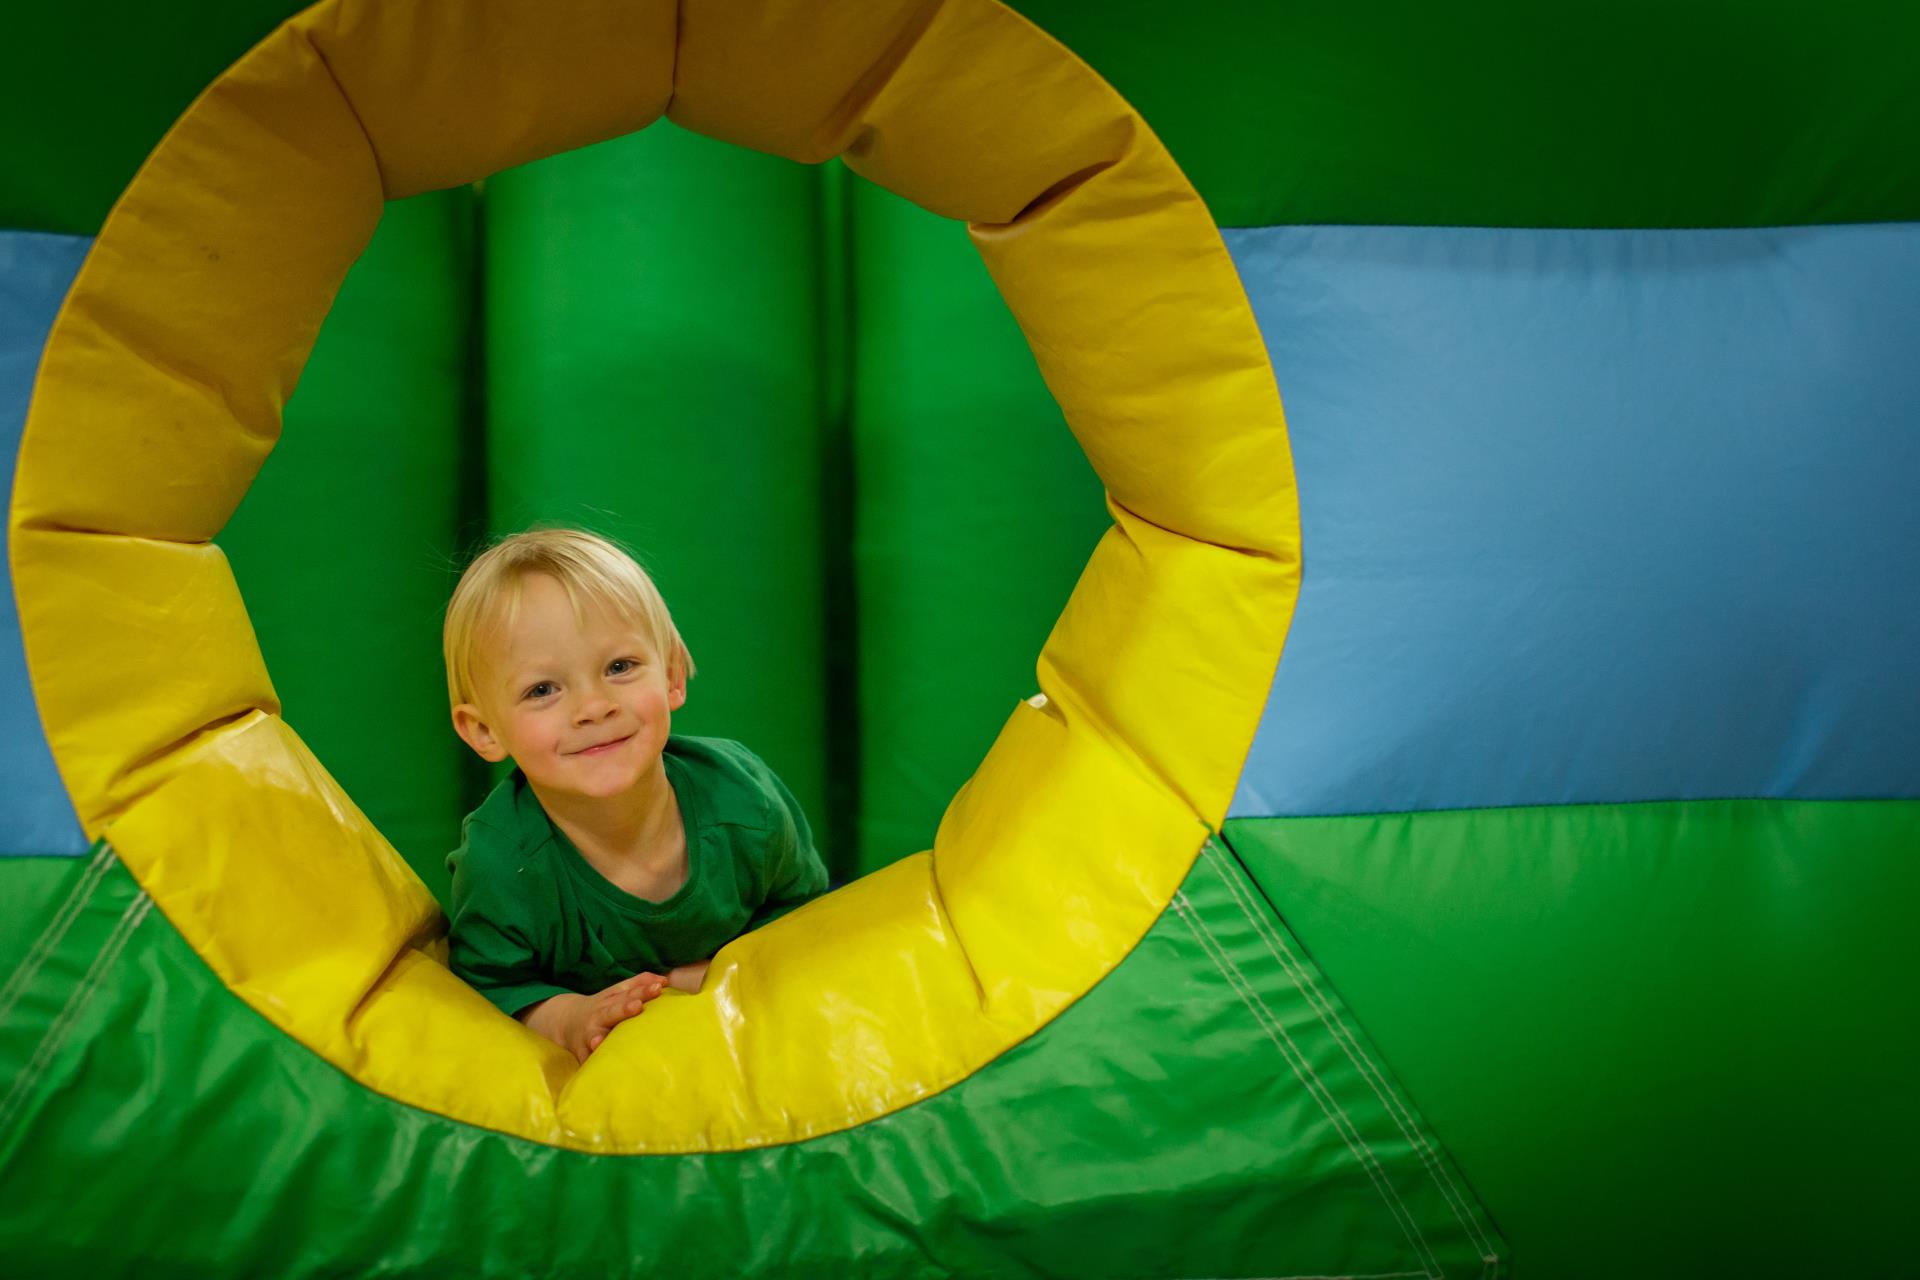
[{"xmin": 9, "ymin": 0, "xmax": 1298, "ymax": 1151}]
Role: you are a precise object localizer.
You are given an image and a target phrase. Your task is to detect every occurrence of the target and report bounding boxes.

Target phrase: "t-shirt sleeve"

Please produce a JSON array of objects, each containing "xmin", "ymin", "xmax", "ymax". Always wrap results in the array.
[
  {"xmin": 746, "ymin": 762, "xmax": 831, "ymax": 929},
  {"xmin": 445, "ymin": 822, "xmax": 570, "ymax": 1018}
]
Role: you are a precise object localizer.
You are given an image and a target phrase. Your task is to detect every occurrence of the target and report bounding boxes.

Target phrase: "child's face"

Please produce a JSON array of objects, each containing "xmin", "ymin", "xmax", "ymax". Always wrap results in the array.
[{"xmin": 453, "ymin": 572, "xmax": 686, "ymax": 803}]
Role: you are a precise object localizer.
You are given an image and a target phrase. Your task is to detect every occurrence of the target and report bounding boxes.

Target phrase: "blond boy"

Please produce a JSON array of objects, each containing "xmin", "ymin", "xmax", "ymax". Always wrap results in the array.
[{"xmin": 442, "ymin": 529, "xmax": 827, "ymax": 1061}]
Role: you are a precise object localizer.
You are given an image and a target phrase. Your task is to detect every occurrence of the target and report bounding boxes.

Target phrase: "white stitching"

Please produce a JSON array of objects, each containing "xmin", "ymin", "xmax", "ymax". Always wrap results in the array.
[
  {"xmin": 0, "ymin": 890, "xmax": 151, "ymax": 1133},
  {"xmin": 1209, "ymin": 845, "xmax": 1499, "ymax": 1275},
  {"xmin": 1172, "ymin": 892, "xmax": 1442, "ymax": 1279},
  {"xmin": 1172, "ymin": 892, "xmax": 1444, "ymax": 1280},
  {"xmin": 0, "ymin": 844, "xmax": 118, "ymax": 1027},
  {"xmin": 1203, "ymin": 842, "xmax": 1501, "ymax": 1277},
  {"xmin": 0, "ymin": 892, "xmax": 152, "ymax": 1137}
]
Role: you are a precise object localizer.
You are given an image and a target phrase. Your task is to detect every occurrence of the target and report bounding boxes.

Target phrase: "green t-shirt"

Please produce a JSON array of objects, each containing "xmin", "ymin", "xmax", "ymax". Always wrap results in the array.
[{"xmin": 445, "ymin": 735, "xmax": 828, "ymax": 1017}]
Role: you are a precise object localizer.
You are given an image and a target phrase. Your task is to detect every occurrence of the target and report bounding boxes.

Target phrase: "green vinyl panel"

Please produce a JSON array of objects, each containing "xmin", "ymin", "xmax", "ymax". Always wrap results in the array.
[
  {"xmin": 0, "ymin": 838, "xmax": 1501, "ymax": 1278},
  {"xmin": 6, "ymin": 2, "xmax": 1915, "ymax": 236},
  {"xmin": 1004, "ymin": 0, "xmax": 1920, "ymax": 228},
  {"xmin": 483, "ymin": 124, "xmax": 832, "ymax": 865},
  {"xmin": 0, "ymin": 0, "xmax": 306, "ymax": 234},
  {"xmin": 1224, "ymin": 799, "xmax": 1920, "ymax": 1279},
  {"xmin": 222, "ymin": 189, "xmax": 477, "ymax": 905},
  {"xmin": 847, "ymin": 181, "xmax": 1107, "ymax": 875}
]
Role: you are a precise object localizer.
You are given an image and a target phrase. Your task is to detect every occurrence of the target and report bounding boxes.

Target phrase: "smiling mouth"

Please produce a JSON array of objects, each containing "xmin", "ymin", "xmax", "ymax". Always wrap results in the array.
[{"xmin": 568, "ymin": 734, "xmax": 634, "ymax": 757}]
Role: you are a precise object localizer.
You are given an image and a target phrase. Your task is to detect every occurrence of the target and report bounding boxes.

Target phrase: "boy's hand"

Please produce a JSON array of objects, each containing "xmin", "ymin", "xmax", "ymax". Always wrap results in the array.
[
  {"xmin": 580, "ymin": 972, "xmax": 670, "ymax": 1056},
  {"xmin": 519, "ymin": 972, "xmax": 667, "ymax": 1062},
  {"xmin": 666, "ymin": 960, "xmax": 711, "ymax": 994}
]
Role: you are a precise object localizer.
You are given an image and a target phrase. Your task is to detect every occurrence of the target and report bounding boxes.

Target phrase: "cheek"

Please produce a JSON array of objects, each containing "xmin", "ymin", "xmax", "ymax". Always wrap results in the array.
[{"xmin": 509, "ymin": 708, "xmax": 561, "ymax": 752}]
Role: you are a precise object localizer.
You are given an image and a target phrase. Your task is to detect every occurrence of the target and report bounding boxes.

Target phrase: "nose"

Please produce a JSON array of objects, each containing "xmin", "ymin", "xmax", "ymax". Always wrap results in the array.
[{"xmin": 571, "ymin": 690, "xmax": 618, "ymax": 726}]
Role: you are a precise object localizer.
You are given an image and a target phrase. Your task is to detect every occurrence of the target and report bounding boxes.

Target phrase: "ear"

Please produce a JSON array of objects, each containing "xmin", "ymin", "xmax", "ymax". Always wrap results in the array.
[
  {"xmin": 452, "ymin": 703, "xmax": 510, "ymax": 763},
  {"xmin": 667, "ymin": 659, "xmax": 688, "ymax": 712}
]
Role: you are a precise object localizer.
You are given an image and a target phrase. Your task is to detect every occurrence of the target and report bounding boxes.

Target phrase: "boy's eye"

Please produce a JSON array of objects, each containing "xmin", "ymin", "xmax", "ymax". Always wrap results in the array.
[
  {"xmin": 608, "ymin": 658, "xmax": 638, "ymax": 676},
  {"xmin": 522, "ymin": 682, "xmax": 555, "ymax": 701}
]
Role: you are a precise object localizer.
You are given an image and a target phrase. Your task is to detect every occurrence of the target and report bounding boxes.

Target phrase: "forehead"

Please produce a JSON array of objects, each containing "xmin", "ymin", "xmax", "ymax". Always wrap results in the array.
[{"xmin": 482, "ymin": 574, "xmax": 656, "ymax": 671}]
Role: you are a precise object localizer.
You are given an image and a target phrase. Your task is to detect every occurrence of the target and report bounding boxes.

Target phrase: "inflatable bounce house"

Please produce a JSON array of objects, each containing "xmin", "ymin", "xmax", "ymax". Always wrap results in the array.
[{"xmin": 3, "ymin": 1, "xmax": 1915, "ymax": 1275}]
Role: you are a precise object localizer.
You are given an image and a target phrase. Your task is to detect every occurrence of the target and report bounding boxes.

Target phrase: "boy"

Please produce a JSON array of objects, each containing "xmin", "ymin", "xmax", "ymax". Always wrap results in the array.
[{"xmin": 442, "ymin": 528, "xmax": 828, "ymax": 1062}]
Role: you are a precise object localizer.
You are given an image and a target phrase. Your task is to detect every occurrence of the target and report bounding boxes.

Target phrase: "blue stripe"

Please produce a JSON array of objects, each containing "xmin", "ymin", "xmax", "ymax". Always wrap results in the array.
[
  {"xmin": 1, "ymin": 230, "xmax": 91, "ymax": 854},
  {"xmin": 1225, "ymin": 223, "xmax": 1920, "ymax": 817}
]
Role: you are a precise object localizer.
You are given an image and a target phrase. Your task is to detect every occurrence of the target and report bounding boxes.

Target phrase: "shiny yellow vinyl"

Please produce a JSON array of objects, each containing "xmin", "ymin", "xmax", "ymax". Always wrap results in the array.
[{"xmin": 9, "ymin": 0, "xmax": 1298, "ymax": 1151}]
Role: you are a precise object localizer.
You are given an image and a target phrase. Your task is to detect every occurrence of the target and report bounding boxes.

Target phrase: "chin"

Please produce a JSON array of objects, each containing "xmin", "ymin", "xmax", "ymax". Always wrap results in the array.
[{"xmin": 567, "ymin": 769, "xmax": 642, "ymax": 800}]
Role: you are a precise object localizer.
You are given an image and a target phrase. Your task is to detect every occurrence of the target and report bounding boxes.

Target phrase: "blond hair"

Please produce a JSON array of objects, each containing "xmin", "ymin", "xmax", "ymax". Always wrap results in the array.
[{"xmin": 443, "ymin": 528, "xmax": 694, "ymax": 708}]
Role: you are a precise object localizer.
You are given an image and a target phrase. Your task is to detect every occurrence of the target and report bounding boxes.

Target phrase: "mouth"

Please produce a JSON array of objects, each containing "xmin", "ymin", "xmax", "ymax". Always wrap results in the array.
[{"xmin": 567, "ymin": 733, "xmax": 635, "ymax": 758}]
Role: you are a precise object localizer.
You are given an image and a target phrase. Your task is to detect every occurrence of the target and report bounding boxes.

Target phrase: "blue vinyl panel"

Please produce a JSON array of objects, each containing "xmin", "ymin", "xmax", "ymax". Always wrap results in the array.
[
  {"xmin": 1, "ymin": 231, "xmax": 91, "ymax": 854},
  {"xmin": 1226, "ymin": 223, "xmax": 1920, "ymax": 817}
]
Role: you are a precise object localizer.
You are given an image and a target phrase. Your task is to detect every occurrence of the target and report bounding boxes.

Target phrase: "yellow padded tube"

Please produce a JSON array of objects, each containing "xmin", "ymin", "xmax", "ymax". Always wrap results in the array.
[{"xmin": 10, "ymin": 0, "xmax": 1299, "ymax": 1152}]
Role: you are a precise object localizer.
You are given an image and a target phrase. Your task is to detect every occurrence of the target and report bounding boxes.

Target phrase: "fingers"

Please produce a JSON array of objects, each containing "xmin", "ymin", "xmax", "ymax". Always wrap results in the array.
[
  {"xmin": 581, "ymin": 984, "xmax": 652, "ymax": 1052},
  {"xmin": 592, "ymin": 996, "xmax": 647, "ymax": 1029},
  {"xmin": 577, "ymin": 973, "xmax": 678, "ymax": 1059},
  {"xmin": 610, "ymin": 972, "xmax": 667, "ymax": 1002},
  {"xmin": 579, "ymin": 1014, "xmax": 626, "ymax": 1060}
]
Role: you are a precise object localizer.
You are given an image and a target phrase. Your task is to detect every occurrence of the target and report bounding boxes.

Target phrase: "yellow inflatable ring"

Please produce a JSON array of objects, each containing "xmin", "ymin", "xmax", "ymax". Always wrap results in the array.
[{"xmin": 10, "ymin": 0, "xmax": 1298, "ymax": 1152}]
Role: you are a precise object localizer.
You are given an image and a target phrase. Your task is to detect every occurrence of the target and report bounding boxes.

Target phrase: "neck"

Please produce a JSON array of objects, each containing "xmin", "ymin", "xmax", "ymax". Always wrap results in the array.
[{"xmin": 532, "ymin": 758, "xmax": 679, "ymax": 866}]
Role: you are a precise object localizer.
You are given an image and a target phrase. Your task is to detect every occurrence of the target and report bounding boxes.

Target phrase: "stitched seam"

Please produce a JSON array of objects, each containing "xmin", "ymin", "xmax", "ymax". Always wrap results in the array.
[
  {"xmin": 1210, "ymin": 846, "xmax": 1498, "ymax": 1275},
  {"xmin": 0, "ymin": 893, "xmax": 152, "ymax": 1137},
  {"xmin": 1172, "ymin": 892, "xmax": 1443, "ymax": 1280},
  {"xmin": 0, "ymin": 845, "xmax": 117, "ymax": 1027},
  {"xmin": 1173, "ymin": 893, "xmax": 1441, "ymax": 1280},
  {"xmin": 1204, "ymin": 842, "xmax": 1500, "ymax": 1276}
]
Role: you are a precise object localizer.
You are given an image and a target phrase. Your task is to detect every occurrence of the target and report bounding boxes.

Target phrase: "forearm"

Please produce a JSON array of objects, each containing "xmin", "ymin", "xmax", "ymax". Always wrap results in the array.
[{"xmin": 667, "ymin": 960, "xmax": 710, "ymax": 993}]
